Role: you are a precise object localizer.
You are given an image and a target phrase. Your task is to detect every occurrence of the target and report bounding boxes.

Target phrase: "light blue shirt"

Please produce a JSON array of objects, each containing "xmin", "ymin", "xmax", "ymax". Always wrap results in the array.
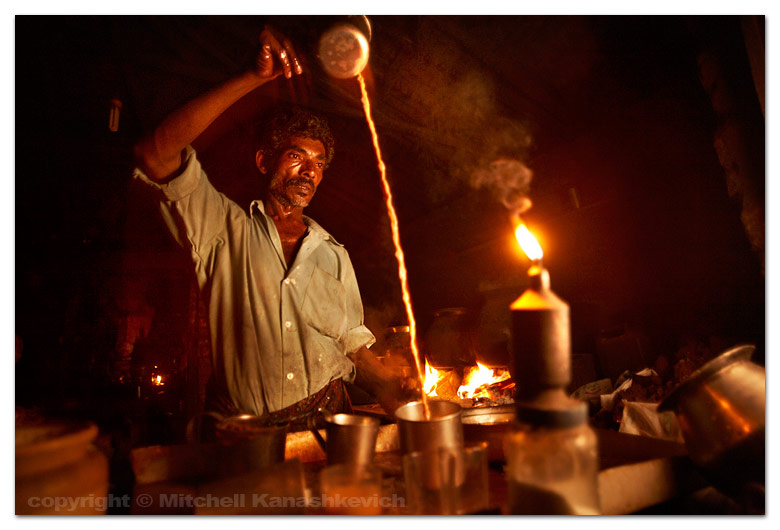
[{"xmin": 134, "ymin": 147, "xmax": 375, "ymax": 415}]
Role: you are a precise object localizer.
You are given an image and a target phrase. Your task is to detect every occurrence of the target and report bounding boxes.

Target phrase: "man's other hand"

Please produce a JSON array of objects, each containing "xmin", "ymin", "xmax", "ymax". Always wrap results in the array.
[
  {"xmin": 350, "ymin": 347, "xmax": 422, "ymax": 417},
  {"xmin": 372, "ymin": 366, "xmax": 421, "ymax": 416}
]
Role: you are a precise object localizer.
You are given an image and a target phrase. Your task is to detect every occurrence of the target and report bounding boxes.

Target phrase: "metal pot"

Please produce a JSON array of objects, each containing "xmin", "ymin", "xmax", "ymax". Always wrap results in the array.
[
  {"xmin": 658, "ymin": 344, "xmax": 764, "ymax": 488},
  {"xmin": 213, "ymin": 414, "xmax": 288, "ymax": 473},
  {"xmin": 423, "ymin": 307, "xmax": 478, "ymax": 369}
]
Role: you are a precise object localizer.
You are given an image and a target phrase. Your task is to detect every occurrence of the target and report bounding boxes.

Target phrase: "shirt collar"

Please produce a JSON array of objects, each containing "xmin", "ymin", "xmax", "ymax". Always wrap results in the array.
[{"xmin": 250, "ymin": 200, "xmax": 342, "ymax": 247}]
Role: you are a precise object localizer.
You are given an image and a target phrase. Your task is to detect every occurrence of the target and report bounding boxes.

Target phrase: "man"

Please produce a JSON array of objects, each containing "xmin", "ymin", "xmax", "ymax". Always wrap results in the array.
[{"xmin": 133, "ymin": 26, "xmax": 411, "ymax": 427}]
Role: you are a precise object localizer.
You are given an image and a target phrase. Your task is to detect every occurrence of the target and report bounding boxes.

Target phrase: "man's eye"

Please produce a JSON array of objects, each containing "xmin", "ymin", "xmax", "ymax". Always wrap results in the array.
[
  {"xmin": 317, "ymin": 162, "xmax": 324, "ymax": 168},
  {"xmin": 290, "ymin": 152, "xmax": 300, "ymax": 159}
]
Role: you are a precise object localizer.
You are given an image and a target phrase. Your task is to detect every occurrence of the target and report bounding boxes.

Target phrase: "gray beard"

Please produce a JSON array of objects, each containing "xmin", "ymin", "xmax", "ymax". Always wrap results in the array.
[
  {"xmin": 269, "ymin": 177, "xmax": 314, "ymax": 208},
  {"xmin": 270, "ymin": 188, "xmax": 303, "ymax": 208}
]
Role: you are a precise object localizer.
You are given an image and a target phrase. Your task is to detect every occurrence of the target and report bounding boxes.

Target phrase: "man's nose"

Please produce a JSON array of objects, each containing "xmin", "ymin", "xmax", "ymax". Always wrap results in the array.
[{"xmin": 299, "ymin": 159, "xmax": 319, "ymax": 178}]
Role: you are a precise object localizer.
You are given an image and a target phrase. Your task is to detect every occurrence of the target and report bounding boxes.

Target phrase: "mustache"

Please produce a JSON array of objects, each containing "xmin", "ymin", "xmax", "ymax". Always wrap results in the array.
[{"xmin": 285, "ymin": 177, "xmax": 315, "ymax": 190}]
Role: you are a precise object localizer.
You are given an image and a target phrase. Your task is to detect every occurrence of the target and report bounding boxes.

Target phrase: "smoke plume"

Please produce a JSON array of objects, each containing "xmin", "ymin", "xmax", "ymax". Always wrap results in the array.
[
  {"xmin": 470, "ymin": 157, "xmax": 533, "ymax": 215},
  {"xmin": 444, "ymin": 74, "xmax": 534, "ymax": 216}
]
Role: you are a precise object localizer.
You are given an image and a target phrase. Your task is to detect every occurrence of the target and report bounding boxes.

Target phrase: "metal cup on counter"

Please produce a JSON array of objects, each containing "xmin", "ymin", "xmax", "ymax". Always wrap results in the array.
[
  {"xmin": 394, "ymin": 399, "xmax": 464, "ymax": 456},
  {"xmin": 395, "ymin": 399, "xmax": 488, "ymax": 514},
  {"xmin": 309, "ymin": 410, "xmax": 380, "ymax": 466}
]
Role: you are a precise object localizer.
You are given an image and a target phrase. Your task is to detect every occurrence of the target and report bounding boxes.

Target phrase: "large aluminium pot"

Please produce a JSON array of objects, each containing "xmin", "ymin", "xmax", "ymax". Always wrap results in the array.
[{"xmin": 658, "ymin": 344, "xmax": 764, "ymax": 491}]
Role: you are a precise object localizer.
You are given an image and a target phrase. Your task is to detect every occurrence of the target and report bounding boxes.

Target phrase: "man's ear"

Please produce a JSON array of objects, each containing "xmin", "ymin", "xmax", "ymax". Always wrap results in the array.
[{"xmin": 255, "ymin": 149, "xmax": 267, "ymax": 174}]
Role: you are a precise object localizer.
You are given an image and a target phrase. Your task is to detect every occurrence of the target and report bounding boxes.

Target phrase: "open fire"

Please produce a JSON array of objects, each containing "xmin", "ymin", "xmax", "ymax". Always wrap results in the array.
[
  {"xmin": 458, "ymin": 362, "xmax": 512, "ymax": 399},
  {"xmin": 423, "ymin": 360, "xmax": 514, "ymax": 404}
]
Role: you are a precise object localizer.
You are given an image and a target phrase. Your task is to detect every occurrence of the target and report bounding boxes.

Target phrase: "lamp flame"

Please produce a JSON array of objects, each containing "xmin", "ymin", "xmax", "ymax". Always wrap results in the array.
[{"xmin": 515, "ymin": 223, "xmax": 543, "ymax": 261}]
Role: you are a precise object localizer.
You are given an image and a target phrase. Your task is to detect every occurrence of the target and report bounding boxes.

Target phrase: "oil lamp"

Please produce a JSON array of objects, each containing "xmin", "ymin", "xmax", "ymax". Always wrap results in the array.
[
  {"xmin": 504, "ymin": 220, "xmax": 600, "ymax": 515},
  {"xmin": 510, "ymin": 222, "xmax": 573, "ymax": 408}
]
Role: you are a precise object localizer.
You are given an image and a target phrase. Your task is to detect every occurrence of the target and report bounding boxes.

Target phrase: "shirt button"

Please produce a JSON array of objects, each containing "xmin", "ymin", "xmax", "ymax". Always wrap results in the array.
[
  {"xmin": 286, "ymin": 372, "xmax": 294, "ymax": 380},
  {"xmin": 285, "ymin": 321, "xmax": 292, "ymax": 329},
  {"xmin": 283, "ymin": 278, "xmax": 290, "ymax": 285}
]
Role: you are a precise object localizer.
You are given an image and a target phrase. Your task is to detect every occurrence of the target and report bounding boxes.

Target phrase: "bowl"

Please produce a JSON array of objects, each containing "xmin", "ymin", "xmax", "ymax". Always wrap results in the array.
[{"xmin": 16, "ymin": 420, "xmax": 98, "ymax": 477}]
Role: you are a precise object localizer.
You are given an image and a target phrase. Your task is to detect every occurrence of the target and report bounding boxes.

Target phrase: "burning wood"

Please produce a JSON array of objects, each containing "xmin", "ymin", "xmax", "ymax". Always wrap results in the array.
[
  {"xmin": 423, "ymin": 360, "xmax": 514, "ymax": 406},
  {"xmin": 458, "ymin": 362, "xmax": 512, "ymax": 400}
]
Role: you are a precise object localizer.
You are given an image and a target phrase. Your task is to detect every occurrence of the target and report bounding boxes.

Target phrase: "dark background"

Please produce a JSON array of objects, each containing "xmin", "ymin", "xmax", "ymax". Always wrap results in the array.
[{"xmin": 15, "ymin": 16, "xmax": 764, "ymax": 436}]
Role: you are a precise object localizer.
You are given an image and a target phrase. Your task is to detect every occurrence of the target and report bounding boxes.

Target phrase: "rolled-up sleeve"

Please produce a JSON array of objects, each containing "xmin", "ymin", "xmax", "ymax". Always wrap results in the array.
[
  {"xmin": 132, "ymin": 146, "xmax": 201, "ymax": 201},
  {"xmin": 133, "ymin": 146, "xmax": 229, "ymax": 258}
]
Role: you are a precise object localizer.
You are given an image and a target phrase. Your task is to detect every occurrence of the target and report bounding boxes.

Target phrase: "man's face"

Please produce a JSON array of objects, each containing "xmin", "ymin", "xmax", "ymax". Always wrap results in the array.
[{"xmin": 265, "ymin": 136, "xmax": 327, "ymax": 208}]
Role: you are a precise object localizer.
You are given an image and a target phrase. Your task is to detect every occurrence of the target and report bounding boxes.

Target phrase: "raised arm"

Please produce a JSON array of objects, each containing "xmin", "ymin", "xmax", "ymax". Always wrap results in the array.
[{"xmin": 133, "ymin": 26, "xmax": 304, "ymax": 182}]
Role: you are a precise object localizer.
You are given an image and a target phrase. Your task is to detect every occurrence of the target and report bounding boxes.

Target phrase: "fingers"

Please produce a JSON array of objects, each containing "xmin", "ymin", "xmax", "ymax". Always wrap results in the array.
[
  {"xmin": 279, "ymin": 35, "xmax": 303, "ymax": 76},
  {"xmin": 256, "ymin": 43, "xmax": 274, "ymax": 78},
  {"xmin": 259, "ymin": 26, "xmax": 303, "ymax": 79}
]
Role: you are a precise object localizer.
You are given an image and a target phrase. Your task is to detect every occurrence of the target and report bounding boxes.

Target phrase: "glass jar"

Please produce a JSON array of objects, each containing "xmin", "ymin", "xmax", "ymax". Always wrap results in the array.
[{"xmin": 504, "ymin": 411, "xmax": 599, "ymax": 514}]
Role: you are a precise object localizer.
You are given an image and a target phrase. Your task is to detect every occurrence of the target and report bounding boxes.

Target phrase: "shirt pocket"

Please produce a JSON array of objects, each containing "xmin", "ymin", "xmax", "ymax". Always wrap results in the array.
[{"xmin": 301, "ymin": 266, "xmax": 347, "ymax": 340}]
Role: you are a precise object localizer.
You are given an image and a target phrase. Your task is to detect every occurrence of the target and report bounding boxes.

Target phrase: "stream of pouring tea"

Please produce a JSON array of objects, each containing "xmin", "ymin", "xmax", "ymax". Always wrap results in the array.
[{"xmin": 357, "ymin": 73, "xmax": 430, "ymax": 419}]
